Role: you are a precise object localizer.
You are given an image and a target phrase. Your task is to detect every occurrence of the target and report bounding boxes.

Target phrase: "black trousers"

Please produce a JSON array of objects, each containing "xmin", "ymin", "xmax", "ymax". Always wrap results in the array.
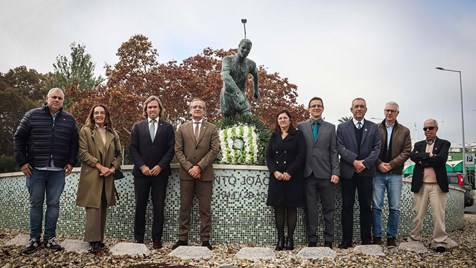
[
  {"xmin": 341, "ymin": 174, "xmax": 373, "ymax": 244},
  {"xmin": 133, "ymin": 176, "xmax": 168, "ymax": 241}
]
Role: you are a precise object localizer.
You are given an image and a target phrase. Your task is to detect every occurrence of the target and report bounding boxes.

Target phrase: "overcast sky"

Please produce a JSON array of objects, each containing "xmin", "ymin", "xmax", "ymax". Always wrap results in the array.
[{"xmin": 1, "ymin": 0, "xmax": 475, "ymax": 147}]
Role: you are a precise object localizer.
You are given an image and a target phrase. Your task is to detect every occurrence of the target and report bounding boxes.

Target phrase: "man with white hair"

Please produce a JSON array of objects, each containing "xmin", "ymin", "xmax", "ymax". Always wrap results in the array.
[{"xmin": 409, "ymin": 118, "xmax": 452, "ymax": 253}]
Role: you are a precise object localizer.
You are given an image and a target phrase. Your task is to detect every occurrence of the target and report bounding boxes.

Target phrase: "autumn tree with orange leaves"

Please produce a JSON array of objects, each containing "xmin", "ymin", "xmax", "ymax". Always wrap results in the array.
[{"xmin": 69, "ymin": 34, "xmax": 307, "ymax": 152}]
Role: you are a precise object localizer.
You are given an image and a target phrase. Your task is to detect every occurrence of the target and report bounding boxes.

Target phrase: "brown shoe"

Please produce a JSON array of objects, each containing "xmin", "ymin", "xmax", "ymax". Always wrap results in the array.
[
  {"xmin": 171, "ymin": 240, "xmax": 187, "ymax": 250},
  {"xmin": 372, "ymin": 237, "xmax": 383, "ymax": 245},
  {"xmin": 153, "ymin": 240, "xmax": 163, "ymax": 249},
  {"xmin": 201, "ymin": 241, "xmax": 213, "ymax": 250},
  {"xmin": 387, "ymin": 237, "xmax": 397, "ymax": 248}
]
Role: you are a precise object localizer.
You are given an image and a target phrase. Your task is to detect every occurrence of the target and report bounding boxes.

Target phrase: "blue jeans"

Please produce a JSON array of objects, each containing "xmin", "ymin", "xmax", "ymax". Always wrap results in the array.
[
  {"xmin": 26, "ymin": 169, "xmax": 65, "ymax": 241},
  {"xmin": 372, "ymin": 172, "xmax": 402, "ymax": 238}
]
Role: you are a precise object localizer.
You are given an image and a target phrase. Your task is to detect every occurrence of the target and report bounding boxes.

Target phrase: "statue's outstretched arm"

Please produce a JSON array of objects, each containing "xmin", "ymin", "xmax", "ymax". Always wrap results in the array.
[{"xmin": 251, "ymin": 63, "xmax": 259, "ymax": 101}]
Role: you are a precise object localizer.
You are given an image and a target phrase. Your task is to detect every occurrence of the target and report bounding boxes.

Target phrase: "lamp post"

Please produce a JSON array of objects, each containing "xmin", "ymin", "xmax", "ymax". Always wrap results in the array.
[{"xmin": 435, "ymin": 67, "xmax": 466, "ymax": 177}]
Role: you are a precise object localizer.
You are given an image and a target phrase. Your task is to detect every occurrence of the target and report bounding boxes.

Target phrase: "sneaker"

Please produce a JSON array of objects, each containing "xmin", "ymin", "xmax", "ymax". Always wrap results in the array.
[
  {"xmin": 44, "ymin": 237, "xmax": 63, "ymax": 252},
  {"xmin": 22, "ymin": 238, "xmax": 41, "ymax": 254}
]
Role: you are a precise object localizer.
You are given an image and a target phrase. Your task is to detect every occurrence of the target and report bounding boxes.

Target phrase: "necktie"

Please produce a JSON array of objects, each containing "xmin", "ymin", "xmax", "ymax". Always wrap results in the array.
[
  {"xmin": 312, "ymin": 121, "xmax": 319, "ymax": 140},
  {"xmin": 150, "ymin": 119, "xmax": 156, "ymax": 142},
  {"xmin": 357, "ymin": 121, "xmax": 362, "ymax": 129},
  {"xmin": 194, "ymin": 122, "xmax": 200, "ymax": 143}
]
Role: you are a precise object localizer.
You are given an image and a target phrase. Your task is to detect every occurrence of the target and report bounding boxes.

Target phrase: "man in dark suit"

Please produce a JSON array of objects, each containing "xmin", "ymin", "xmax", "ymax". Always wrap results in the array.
[
  {"xmin": 129, "ymin": 95, "xmax": 175, "ymax": 249},
  {"xmin": 172, "ymin": 98, "xmax": 220, "ymax": 250},
  {"xmin": 337, "ymin": 98, "xmax": 381, "ymax": 249},
  {"xmin": 409, "ymin": 119, "xmax": 452, "ymax": 253},
  {"xmin": 297, "ymin": 97, "xmax": 340, "ymax": 248}
]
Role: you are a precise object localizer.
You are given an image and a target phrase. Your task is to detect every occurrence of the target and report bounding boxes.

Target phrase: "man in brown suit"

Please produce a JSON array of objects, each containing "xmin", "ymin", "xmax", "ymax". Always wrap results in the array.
[{"xmin": 172, "ymin": 98, "xmax": 220, "ymax": 250}]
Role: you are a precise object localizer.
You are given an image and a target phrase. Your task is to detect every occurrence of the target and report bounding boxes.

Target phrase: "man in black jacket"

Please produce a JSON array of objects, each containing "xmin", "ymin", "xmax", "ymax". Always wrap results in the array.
[
  {"xmin": 409, "ymin": 118, "xmax": 452, "ymax": 253},
  {"xmin": 129, "ymin": 96, "xmax": 175, "ymax": 249},
  {"xmin": 14, "ymin": 88, "xmax": 79, "ymax": 254}
]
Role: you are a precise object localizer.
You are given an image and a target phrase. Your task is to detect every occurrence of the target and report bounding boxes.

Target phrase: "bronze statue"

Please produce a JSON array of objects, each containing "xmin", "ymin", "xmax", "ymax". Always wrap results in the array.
[{"xmin": 220, "ymin": 39, "xmax": 259, "ymax": 117}]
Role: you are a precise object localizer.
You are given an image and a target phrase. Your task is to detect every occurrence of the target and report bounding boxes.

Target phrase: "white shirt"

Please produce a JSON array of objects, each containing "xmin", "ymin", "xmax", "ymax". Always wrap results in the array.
[{"xmin": 352, "ymin": 118, "xmax": 365, "ymax": 129}]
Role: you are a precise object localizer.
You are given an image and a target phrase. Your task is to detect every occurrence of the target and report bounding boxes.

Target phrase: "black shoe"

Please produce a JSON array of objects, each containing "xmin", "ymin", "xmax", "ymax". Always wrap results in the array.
[
  {"xmin": 373, "ymin": 237, "xmax": 383, "ymax": 245},
  {"xmin": 387, "ymin": 237, "xmax": 397, "ymax": 248},
  {"xmin": 22, "ymin": 238, "xmax": 41, "ymax": 255},
  {"xmin": 362, "ymin": 240, "xmax": 372, "ymax": 245},
  {"xmin": 338, "ymin": 242, "xmax": 352, "ymax": 249},
  {"xmin": 275, "ymin": 236, "xmax": 285, "ymax": 251},
  {"xmin": 99, "ymin": 242, "xmax": 105, "ymax": 248},
  {"xmin": 308, "ymin": 242, "xmax": 317, "ymax": 247},
  {"xmin": 324, "ymin": 241, "xmax": 333, "ymax": 249},
  {"xmin": 171, "ymin": 240, "xmax": 188, "ymax": 250},
  {"xmin": 43, "ymin": 237, "xmax": 63, "ymax": 252},
  {"xmin": 436, "ymin": 246, "xmax": 446, "ymax": 253},
  {"xmin": 153, "ymin": 240, "xmax": 163, "ymax": 249},
  {"xmin": 201, "ymin": 241, "xmax": 213, "ymax": 250},
  {"xmin": 89, "ymin": 242, "xmax": 101, "ymax": 253},
  {"xmin": 285, "ymin": 236, "xmax": 294, "ymax": 250}
]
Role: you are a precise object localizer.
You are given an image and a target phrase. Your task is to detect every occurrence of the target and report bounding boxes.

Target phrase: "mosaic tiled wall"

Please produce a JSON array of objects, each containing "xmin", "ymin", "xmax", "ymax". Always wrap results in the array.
[{"xmin": 0, "ymin": 166, "xmax": 465, "ymax": 244}]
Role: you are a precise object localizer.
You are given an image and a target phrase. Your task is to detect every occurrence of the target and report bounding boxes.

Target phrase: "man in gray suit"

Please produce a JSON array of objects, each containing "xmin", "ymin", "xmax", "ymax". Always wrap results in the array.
[
  {"xmin": 337, "ymin": 98, "xmax": 381, "ymax": 249},
  {"xmin": 297, "ymin": 97, "xmax": 340, "ymax": 248}
]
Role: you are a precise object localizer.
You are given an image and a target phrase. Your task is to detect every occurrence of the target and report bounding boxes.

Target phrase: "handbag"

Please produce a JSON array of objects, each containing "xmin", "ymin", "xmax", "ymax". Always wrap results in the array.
[
  {"xmin": 113, "ymin": 133, "xmax": 125, "ymax": 180},
  {"xmin": 114, "ymin": 168, "xmax": 125, "ymax": 180}
]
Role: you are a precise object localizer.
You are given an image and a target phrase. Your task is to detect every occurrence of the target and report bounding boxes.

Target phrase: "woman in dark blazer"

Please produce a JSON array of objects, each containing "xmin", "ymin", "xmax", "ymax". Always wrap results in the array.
[
  {"xmin": 266, "ymin": 110, "xmax": 306, "ymax": 250},
  {"xmin": 76, "ymin": 104, "xmax": 122, "ymax": 253}
]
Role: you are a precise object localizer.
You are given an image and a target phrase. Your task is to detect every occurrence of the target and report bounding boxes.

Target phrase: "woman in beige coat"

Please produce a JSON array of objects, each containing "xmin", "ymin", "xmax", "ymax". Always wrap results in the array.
[{"xmin": 76, "ymin": 104, "xmax": 122, "ymax": 253}]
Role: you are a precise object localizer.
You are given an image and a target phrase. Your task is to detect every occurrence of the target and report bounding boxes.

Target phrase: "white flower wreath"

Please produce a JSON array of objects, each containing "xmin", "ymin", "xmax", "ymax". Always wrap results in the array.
[{"xmin": 219, "ymin": 124, "xmax": 259, "ymax": 165}]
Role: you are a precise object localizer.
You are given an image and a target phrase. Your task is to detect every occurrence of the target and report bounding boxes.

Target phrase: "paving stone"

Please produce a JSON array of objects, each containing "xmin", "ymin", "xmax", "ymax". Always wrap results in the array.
[
  {"xmin": 235, "ymin": 247, "xmax": 275, "ymax": 261},
  {"xmin": 353, "ymin": 245, "xmax": 385, "ymax": 256},
  {"xmin": 109, "ymin": 242, "xmax": 151, "ymax": 257},
  {"xmin": 399, "ymin": 241, "xmax": 429, "ymax": 253},
  {"xmin": 60, "ymin": 239, "xmax": 89, "ymax": 254},
  {"xmin": 297, "ymin": 247, "xmax": 336, "ymax": 260},
  {"xmin": 429, "ymin": 237, "xmax": 458, "ymax": 250},
  {"xmin": 5, "ymin": 234, "xmax": 29, "ymax": 246},
  {"xmin": 168, "ymin": 246, "xmax": 212, "ymax": 260}
]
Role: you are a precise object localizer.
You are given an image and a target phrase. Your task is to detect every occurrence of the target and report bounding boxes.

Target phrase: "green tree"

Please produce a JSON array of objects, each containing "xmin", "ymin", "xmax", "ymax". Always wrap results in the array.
[
  {"xmin": 338, "ymin": 116, "xmax": 353, "ymax": 123},
  {"xmin": 0, "ymin": 66, "xmax": 45, "ymax": 166},
  {"xmin": 45, "ymin": 43, "xmax": 104, "ymax": 92}
]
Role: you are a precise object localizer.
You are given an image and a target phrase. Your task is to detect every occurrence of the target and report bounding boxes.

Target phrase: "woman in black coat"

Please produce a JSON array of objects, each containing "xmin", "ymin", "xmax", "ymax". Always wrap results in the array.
[{"xmin": 266, "ymin": 110, "xmax": 306, "ymax": 250}]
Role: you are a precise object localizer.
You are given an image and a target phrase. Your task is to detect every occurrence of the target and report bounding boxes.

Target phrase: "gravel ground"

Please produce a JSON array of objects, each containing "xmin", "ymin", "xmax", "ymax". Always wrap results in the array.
[{"xmin": 1, "ymin": 215, "xmax": 475, "ymax": 268}]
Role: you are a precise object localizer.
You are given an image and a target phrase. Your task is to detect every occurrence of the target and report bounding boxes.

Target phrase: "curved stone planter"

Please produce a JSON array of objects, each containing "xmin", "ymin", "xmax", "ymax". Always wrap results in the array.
[{"xmin": 0, "ymin": 165, "xmax": 465, "ymax": 244}]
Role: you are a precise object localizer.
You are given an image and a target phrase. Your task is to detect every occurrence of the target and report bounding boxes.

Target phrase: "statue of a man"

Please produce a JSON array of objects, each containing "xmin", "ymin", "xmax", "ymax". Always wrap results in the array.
[{"xmin": 220, "ymin": 39, "xmax": 259, "ymax": 117}]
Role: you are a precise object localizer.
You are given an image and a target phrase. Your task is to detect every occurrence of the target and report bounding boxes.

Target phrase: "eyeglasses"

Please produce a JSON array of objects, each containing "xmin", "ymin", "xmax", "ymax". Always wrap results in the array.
[
  {"xmin": 49, "ymin": 96, "xmax": 63, "ymax": 100},
  {"xmin": 384, "ymin": 109, "xmax": 397, "ymax": 113},
  {"xmin": 423, "ymin": 127, "xmax": 435, "ymax": 131},
  {"xmin": 310, "ymin": 105, "xmax": 323, "ymax": 109},
  {"xmin": 94, "ymin": 111, "xmax": 106, "ymax": 115},
  {"xmin": 191, "ymin": 105, "xmax": 204, "ymax": 110}
]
